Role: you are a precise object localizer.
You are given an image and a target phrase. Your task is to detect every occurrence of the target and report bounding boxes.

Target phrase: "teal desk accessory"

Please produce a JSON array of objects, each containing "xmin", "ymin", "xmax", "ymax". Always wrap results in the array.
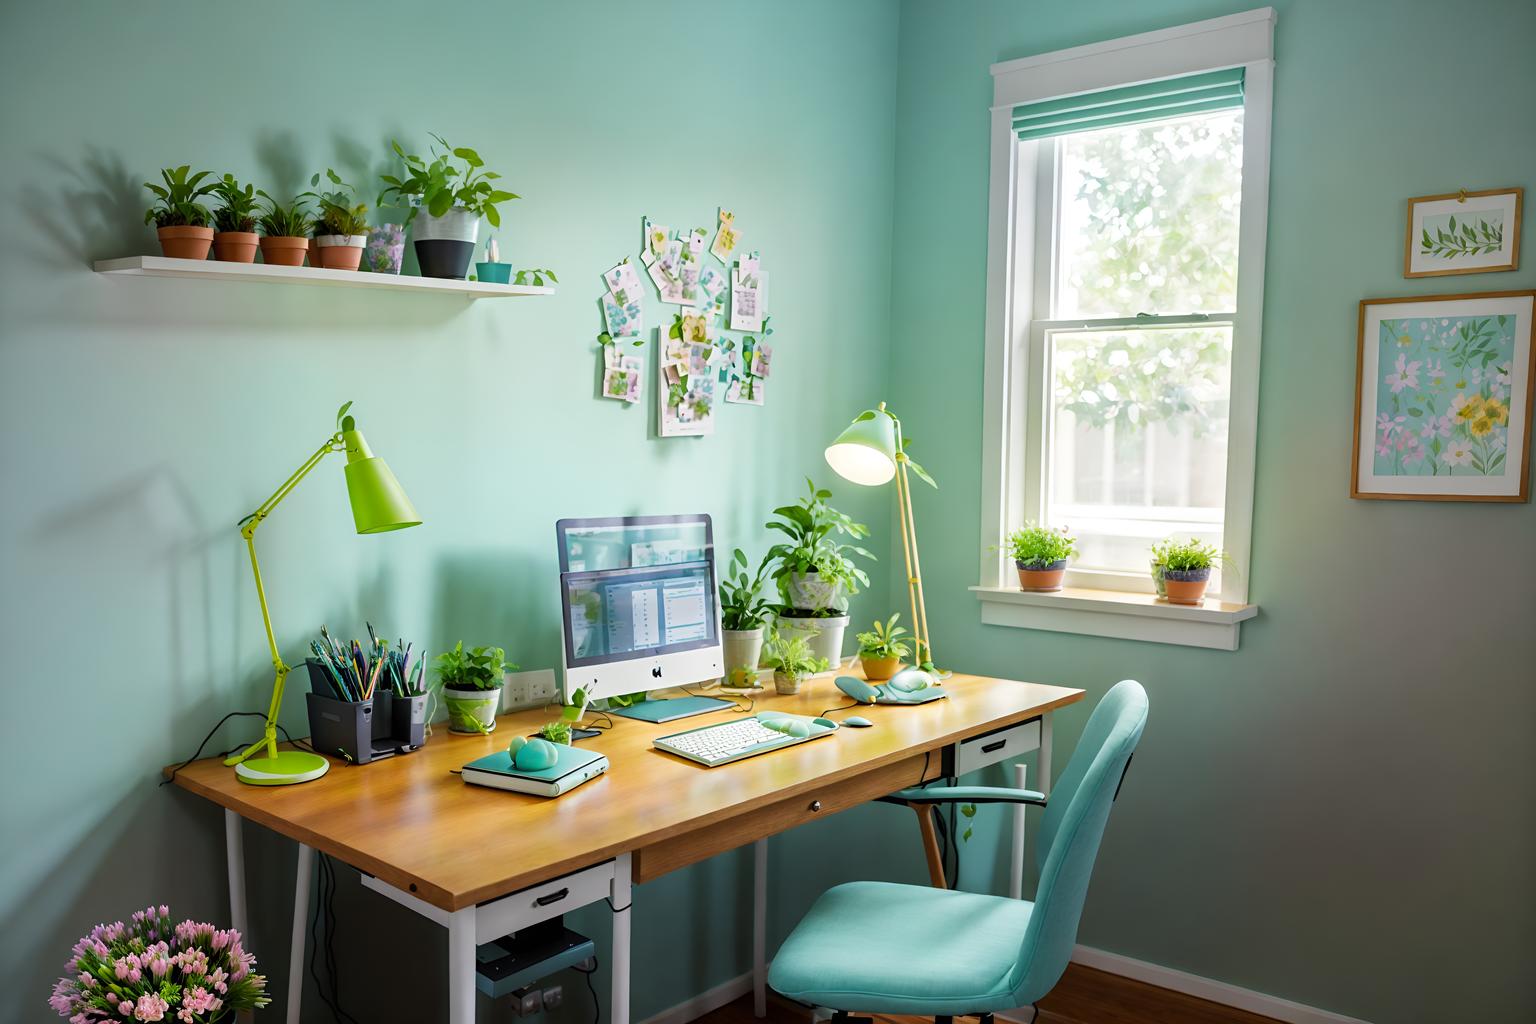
[
  {"xmin": 835, "ymin": 672, "xmax": 948, "ymax": 706},
  {"xmin": 224, "ymin": 401, "xmax": 421, "ymax": 787},
  {"xmin": 825, "ymin": 403, "xmax": 940, "ymax": 672},
  {"xmin": 462, "ymin": 742, "xmax": 609, "ymax": 798},
  {"xmin": 609, "ymin": 695, "xmax": 733, "ymax": 723}
]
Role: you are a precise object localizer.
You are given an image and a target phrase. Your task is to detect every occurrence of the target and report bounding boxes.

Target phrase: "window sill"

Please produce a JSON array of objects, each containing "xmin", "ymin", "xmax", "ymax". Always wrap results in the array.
[{"xmin": 970, "ymin": 585, "xmax": 1258, "ymax": 651}]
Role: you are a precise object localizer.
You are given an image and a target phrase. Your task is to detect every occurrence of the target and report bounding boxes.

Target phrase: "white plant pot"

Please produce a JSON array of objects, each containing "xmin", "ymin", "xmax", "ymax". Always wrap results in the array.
[
  {"xmin": 412, "ymin": 207, "xmax": 482, "ymax": 279},
  {"xmin": 314, "ymin": 234, "xmax": 367, "ymax": 248},
  {"xmin": 442, "ymin": 685, "xmax": 500, "ymax": 734},
  {"xmin": 721, "ymin": 627, "xmax": 766, "ymax": 687},
  {"xmin": 775, "ymin": 614, "xmax": 849, "ymax": 669},
  {"xmin": 784, "ymin": 571, "xmax": 845, "ymax": 613}
]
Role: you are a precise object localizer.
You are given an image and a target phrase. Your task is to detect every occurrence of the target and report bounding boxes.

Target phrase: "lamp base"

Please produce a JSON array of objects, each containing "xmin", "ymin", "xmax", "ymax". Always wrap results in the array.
[{"xmin": 233, "ymin": 750, "xmax": 330, "ymax": 786}]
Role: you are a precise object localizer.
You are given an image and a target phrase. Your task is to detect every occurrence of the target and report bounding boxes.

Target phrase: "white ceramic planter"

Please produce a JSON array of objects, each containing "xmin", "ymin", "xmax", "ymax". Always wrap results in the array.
[
  {"xmin": 775, "ymin": 614, "xmax": 849, "ymax": 669},
  {"xmin": 442, "ymin": 685, "xmax": 500, "ymax": 734},
  {"xmin": 721, "ymin": 627, "xmax": 765, "ymax": 688},
  {"xmin": 314, "ymin": 233, "xmax": 367, "ymax": 249},
  {"xmin": 784, "ymin": 571, "xmax": 845, "ymax": 613},
  {"xmin": 412, "ymin": 207, "xmax": 481, "ymax": 279}
]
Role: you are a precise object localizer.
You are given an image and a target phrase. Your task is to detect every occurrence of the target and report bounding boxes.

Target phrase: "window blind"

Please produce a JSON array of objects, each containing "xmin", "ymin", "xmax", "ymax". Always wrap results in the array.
[{"xmin": 1011, "ymin": 67, "xmax": 1245, "ymax": 142}]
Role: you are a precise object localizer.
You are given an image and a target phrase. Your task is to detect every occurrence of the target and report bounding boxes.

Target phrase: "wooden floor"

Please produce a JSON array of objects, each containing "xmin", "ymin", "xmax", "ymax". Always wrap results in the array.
[{"xmin": 696, "ymin": 965, "xmax": 1282, "ymax": 1024}]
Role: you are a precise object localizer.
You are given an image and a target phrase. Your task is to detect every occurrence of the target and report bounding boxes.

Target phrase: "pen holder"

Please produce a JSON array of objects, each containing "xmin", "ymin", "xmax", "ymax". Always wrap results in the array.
[
  {"xmin": 303, "ymin": 660, "xmax": 424, "ymax": 764},
  {"xmin": 391, "ymin": 692, "xmax": 428, "ymax": 749}
]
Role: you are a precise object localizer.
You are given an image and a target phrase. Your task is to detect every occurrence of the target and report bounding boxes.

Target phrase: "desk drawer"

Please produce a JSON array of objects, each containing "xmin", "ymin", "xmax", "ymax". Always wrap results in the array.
[
  {"xmin": 948, "ymin": 717, "xmax": 1041, "ymax": 777},
  {"xmin": 633, "ymin": 753, "xmax": 925, "ymax": 884}
]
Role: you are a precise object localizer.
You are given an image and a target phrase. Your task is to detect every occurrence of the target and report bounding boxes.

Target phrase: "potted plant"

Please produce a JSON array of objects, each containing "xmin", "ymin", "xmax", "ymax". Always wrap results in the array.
[
  {"xmin": 209, "ymin": 173, "xmax": 261, "ymax": 263},
  {"xmin": 143, "ymin": 165, "xmax": 216, "ymax": 259},
  {"xmin": 1154, "ymin": 538, "xmax": 1224, "ymax": 605},
  {"xmin": 719, "ymin": 548, "xmax": 775, "ymax": 689},
  {"xmin": 255, "ymin": 190, "xmax": 311, "ymax": 267},
  {"xmin": 1149, "ymin": 540, "xmax": 1170, "ymax": 600},
  {"xmin": 761, "ymin": 630, "xmax": 829, "ymax": 696},
  {"xmin": 1007, "ymin": 523, "xmax": 1077, "ymax": 592},
  {"xmin": 475, "ymin": 236, "xmax": 511, "ymax": 283},
  {"xmin": 49, "ymin": 904, "xmax": 270, "ymax": 1022},
  {"xmin": 304, "ymin": 169, "xmax": 369, "ymax": 271},
  {"xmin": 435, "ymin": 641, "xmax": 513, "ymax": 734},
  {"xmin": 379, "ymin": 135, "xmax": 519, "ymax": 280},
  {"xmin": 364, "ymin": 223, "xmax": 405, "ymax": 274},
  {"xmin": 765, "ymin": 478, "xmax": 875, "ymax": 666},
  {"xmin": 855, "ymin": 614, "xmax": 912, "ymax": 682}
]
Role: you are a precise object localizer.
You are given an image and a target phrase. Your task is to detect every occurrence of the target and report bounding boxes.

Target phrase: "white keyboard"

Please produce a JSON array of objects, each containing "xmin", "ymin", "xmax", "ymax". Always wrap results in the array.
[{"xmin": 654, "ymin": 717, "xmax": 816, "ymax": 767}]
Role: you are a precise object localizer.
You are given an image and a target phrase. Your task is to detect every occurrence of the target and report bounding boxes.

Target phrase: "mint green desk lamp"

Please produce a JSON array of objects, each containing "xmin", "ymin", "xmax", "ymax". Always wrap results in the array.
[
  {"xmin": 225, "ymin": 401, "xmax": 421, "ymax": 786},
  {"xmin": 825, "ymin": 403, "xmax": 938, "ymax": 670}
]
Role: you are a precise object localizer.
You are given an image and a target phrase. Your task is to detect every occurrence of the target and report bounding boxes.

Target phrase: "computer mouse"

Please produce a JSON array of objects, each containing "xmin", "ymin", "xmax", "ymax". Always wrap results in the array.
[
  {"xmin": 836, "ymin": 675, "xmax": 880, "ymax": 703},
  {"xmin": 887, "ymin": 667, "xmax": 936, "ymax": 693},
  {"xmin": 843, "ymin": 716, "xmax": 874, "ymax": 728}
]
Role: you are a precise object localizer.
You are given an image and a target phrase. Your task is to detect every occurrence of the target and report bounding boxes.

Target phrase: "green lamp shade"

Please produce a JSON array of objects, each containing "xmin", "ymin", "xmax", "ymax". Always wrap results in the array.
[
  {"xmin": 825, "ymin": 410, "xmax": 898, "ymax": 486},
  {"xmin": 343, "ymin": 429, "xmax": 421, "ymax": 534}
]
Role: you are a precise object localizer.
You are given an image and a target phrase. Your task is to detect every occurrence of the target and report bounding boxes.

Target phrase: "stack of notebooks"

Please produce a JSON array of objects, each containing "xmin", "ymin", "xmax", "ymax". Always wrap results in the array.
[{"xmin": 461, "ymin": 743, "xmax": 609, "ymax": 798}]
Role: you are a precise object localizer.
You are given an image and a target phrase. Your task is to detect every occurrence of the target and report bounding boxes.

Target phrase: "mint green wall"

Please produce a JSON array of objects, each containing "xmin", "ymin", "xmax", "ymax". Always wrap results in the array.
[
  {"xmin": 0, "ymin": 2, "xmax": 908, "ymax": 1021},
  {"xmin": 890, "ymin": 1, "xmax": 1535, "ymax": 1021}
]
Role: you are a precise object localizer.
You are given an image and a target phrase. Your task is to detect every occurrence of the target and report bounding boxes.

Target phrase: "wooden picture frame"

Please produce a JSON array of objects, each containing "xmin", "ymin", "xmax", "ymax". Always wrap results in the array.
[
  {"xmin": 1352, "ymin": 290, "xmax": 1534, "ymax": 502},
  {"xmin": 1404, "ymin": 187, "xmax": 1522, "ymax": 278}
]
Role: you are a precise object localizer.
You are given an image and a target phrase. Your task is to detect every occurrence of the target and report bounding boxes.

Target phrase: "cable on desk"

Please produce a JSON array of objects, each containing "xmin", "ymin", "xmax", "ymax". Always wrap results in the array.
[
  {"xmin": 818, "ymin": 700, "xmax": 863, "ymax": 718},
  {"xmin": 159, "ymin": 711, "xmax": 271, "ymax": 787},
  {"xmin": 682, "ymin": 685, "xmax": 753, "ymax": 715}
]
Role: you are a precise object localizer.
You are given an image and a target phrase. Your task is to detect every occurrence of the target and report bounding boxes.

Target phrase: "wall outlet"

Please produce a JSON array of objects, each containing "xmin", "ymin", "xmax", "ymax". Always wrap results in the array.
[
  {"xmin": 504, "ymin": 668, "xmax": 558, "ymax": 712},
  {"xmin": 540, "ymin": 985, "xmax": 563, "ymax": 1011},
  {"xmin": 510, "ymin": 986, "xmax": 542, "ymax": 1017}
]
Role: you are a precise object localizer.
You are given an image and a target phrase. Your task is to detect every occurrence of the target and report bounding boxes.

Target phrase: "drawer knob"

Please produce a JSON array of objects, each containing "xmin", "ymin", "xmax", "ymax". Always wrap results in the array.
[{"xmin": 809, "ymin": 800, "xmax": 822, "ymax": 813}]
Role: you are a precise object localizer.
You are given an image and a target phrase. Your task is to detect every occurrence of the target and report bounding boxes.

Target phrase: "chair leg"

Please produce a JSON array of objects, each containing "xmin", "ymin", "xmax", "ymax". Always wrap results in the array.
[
  {"xmin": 830, "ymin": 1013, "xmax": 872, "ymax": 1024},
  {"xmin": 913, "ymin": 804, "xmax": 947, "ymax": 888}
]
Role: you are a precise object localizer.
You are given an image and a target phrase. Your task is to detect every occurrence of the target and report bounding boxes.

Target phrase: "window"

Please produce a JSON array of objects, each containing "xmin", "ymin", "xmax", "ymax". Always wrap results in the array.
[{"xmin": 976, "ymin": 9, "xmax": 1275, "ymax": 648}]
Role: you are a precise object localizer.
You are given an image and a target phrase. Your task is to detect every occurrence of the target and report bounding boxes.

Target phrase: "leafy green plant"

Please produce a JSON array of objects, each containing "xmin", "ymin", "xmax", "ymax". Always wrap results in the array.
[
  {"xmin": 210, "ymin": 174, "xmax": 260, "ymax": 233},
  {"xmin": 720, "ymin": 549, "xmax": 776, "ymax": 631},
  {"xmin": 255, "ymin": 191, "xmax": 311, "ymax": 238},
  {"xmin": 537, "ymin": 721, "xmax": 572, "ymax": 745},
  {"xmin": 856, "ymin": 614, "xmax": 912, "ymax": 660},
  {"xmin": 143, "ymin": 165, "xmax": 216, "ymax": 228},
  {"xmin": 378, "ymin": 135, "xmax": 519, "ymax": 227},
  {"xmin": 765, "ymin": 478, "xmax": 875, "ymax": 610},
  {"xmin": 514, "ymin": 268, "xmax": 558, "ymax": 286},
  {"xmin": 1152, "ymin": 537, "xmax": 1223, "ymax": 572},
  {"xmin": 434, "ymin": 641, "xmax": 513, "ymax": 691},
  {"xmin": 304, "ymin": 169, "xmax": 369, "ymax": 236},
  {"xmin": 1007, "ymin": 523, "xmax": 1077, "ymax": 568},
  {"xmin": 761, "ymin": 631, "xmax": 829, "ymax": 679}
]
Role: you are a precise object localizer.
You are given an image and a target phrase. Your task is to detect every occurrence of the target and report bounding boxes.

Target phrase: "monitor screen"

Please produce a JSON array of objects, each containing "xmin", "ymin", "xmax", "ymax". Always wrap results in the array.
[{"xmin": 562, "ymin": 563, "xmax": 718, "ymax": 667}]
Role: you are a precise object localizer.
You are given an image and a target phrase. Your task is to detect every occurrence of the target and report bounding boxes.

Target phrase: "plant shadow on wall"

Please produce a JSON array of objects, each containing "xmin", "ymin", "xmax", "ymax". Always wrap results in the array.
[{"xmin": 19, "ymin": 147, "xmax": 145, "ymax": 267}]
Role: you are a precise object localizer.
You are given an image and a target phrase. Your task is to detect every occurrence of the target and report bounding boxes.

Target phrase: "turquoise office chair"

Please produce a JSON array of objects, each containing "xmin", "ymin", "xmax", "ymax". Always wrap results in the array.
[{"xmin": 769, "ymin": 680, "xmax": 1148, "ymax": 1023}]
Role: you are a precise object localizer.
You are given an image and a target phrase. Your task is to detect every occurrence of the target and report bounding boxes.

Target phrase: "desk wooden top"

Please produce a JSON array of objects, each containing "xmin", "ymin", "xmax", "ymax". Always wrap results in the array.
[{"xmin": 167, "ymin": 671, "xmax": 1083, "ymax": 911}]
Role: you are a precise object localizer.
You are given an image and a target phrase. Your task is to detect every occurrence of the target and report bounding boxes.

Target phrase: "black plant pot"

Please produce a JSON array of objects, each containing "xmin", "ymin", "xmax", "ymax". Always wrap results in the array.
[{"xmin": 414, "ymin": 239, "xmax": 474, "ymax": 280}]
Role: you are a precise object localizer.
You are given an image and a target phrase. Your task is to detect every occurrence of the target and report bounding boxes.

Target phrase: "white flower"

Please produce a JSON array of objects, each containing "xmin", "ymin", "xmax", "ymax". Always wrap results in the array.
[{"xmin": 1441, "ymin": 442, "xmax": 1475, "ymax": 468}]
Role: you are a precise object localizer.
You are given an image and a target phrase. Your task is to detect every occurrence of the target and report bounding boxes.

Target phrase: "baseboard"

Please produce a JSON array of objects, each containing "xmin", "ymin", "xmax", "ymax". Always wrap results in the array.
[
  {"xmin": 638, "ymin": 970, "xmax": 754, "ymax": 1024},
  {"xmin": 1027, "ymin": 946, "xmax": 1374, "ymax": 1024}
]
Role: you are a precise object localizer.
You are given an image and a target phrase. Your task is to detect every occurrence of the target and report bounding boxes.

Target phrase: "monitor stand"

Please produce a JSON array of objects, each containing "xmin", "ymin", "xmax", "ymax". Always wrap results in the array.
[{"xmin": 608, "ymin": 695, "xmax": 734, "ymax": 724}]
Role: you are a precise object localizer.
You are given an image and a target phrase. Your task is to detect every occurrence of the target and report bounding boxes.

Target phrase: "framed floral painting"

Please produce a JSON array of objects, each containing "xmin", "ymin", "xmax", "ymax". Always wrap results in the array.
[
  {"xmin": 1404, "ymin": 187, "xmax": 1522, "ymax": 278},
  {"xmin": 1352, "ymin": 290, "xmax": 1534, "ymax": 501}
]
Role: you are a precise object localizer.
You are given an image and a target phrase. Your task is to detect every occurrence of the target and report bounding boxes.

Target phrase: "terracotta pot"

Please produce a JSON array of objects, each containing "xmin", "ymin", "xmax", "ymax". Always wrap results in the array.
[
  {"xmin": 212, "ymin": 231, "xmax": 259, "ymax": 263},
  {"xmin": 313, "ymin": 234, "xmax": 366, "ymax": 271},
  {"xmin": 860, "ymin": 655, "xmax": 901, "ymax": 682},
  {"xmin": 1016, "ymin": 559, "xmax": 1067, "ymax": 592},
  {"xmin": 259, "ymin": 236, "xmax": 309, "ymax": 267},
  {"xmin": 774, "ymin": 672, "xmax": 804, "ymax": 696},
  {"xmin": 1162, "ymin": 567, "xmax": 1211, "ymax": 606},
  {"xmin": 156, "ymin": 225, "xmax": 214, "ymax": 260}
]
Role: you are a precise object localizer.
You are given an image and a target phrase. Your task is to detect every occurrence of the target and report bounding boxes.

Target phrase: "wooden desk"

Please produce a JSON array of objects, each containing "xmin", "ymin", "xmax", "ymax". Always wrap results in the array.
[{"xmin": 169, "ymin": 670, "xmax": 1083, "ymax": 1024}]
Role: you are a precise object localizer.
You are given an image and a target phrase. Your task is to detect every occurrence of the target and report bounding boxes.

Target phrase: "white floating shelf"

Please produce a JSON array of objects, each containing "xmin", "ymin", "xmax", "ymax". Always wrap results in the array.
[{"xmin": 93, "ymin": 255, "xmax": 555, "ymax": 298}]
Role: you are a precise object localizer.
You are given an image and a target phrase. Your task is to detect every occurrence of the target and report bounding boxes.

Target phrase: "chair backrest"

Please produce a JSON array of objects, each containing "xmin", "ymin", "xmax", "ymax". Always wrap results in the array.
[{"xmin": 1008, "ymin": 680, "xmax": 1148, "ymax": 1006}]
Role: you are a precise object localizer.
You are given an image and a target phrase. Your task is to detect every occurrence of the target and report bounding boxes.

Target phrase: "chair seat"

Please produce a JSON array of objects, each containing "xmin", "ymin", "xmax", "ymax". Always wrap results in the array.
[{"xmin": 768, "ymin": 880, "xmax": 1033, "ymax": 1014}]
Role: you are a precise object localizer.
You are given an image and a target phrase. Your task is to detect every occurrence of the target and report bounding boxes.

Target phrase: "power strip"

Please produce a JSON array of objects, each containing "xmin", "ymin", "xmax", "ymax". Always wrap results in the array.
[{"xmin": 503, "ymin": 668, "xmax": 558, "ymax": 712}]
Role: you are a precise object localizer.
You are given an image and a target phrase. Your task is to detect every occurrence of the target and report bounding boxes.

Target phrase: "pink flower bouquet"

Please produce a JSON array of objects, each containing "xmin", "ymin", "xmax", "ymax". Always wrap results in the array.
[{"xmin": 49, "ymin": 906, "xmax": 269, "ymax": 1022}]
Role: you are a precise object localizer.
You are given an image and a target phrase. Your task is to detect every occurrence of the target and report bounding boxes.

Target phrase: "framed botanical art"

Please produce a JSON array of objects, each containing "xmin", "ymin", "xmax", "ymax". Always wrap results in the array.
[
  {"xmin": 1352, "ymin": 290, "xmax": 1534, "ymax": 501},
  {"xmin": 1404, "ymin": 187, "xmax": 1522, "ymax": 278}
]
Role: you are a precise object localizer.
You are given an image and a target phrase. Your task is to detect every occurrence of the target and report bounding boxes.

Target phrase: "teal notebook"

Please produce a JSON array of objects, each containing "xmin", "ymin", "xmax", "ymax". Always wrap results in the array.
[{"xmin": 461, "ymin": 743, "xmax": 609, "ymax": 798}]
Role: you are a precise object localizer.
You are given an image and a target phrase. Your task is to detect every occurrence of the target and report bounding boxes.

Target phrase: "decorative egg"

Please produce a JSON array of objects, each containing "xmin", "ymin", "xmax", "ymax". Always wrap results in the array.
[{"xmin": 514, "ymin": 737, "xmax": 559, "ymax": 771}]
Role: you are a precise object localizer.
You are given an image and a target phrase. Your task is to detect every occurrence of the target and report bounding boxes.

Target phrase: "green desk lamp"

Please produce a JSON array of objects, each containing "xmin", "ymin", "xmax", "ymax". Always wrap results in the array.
[
  {"xmin": 825, "ymin": 403, "xmax": 938, "ymax": 670},
  {"xmin": 225, "ymin": 401, "xmax": 421, "ymax": 786}
]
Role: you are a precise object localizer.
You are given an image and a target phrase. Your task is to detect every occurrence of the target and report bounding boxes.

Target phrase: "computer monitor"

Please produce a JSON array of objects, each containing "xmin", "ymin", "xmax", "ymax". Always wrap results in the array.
[{"xmin": 556, "ymin": 515, "xmax": 724, "ymax": 705}]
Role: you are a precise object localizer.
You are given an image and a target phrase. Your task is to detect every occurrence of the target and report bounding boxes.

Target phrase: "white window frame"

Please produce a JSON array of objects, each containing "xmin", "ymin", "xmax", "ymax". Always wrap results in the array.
[{"xmin": 973, "ymin": 8, "xmax": 1275, "ymax": 650}]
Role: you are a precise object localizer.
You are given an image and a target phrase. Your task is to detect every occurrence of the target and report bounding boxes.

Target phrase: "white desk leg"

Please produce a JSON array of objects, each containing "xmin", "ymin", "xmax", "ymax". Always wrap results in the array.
[
  {"xmin": 1039, "ymin": 714, "xmax": 1054, "ymax": 797},
  {"xmin": 1009, "ymin": 763, "xmax": 1028, "ymax": 900},
  {"xmin": 286, "ymin": 844, "xmax": 313, "ymax": 1024},
  {"xmin": 447, "ymin": 906, "xmax": 477, "ymax": 1024},
  {"xmin": 611, "ymin": 853, "xmax": 633, "ymax": 1024},
  {"xmin": 753, "ymin": 837, "xmax": 768, "ymax": 1017},
  {"xmin": 224, "ymin": 810, "xmax": 248, "ymax": 938}
]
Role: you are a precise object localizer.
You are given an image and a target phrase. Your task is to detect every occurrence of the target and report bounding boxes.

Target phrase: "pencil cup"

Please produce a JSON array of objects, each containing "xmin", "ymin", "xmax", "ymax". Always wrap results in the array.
[
  {"xmin": 304, "ymin": 691, "xmax": 386, "ymax": 764},
  {"xmin": 371, "ymin": 690, "xmax": 394, "ymax": 743},
  {"xmin": 392, "ymin": 693, "xmax": 428, "ymax": 749}
]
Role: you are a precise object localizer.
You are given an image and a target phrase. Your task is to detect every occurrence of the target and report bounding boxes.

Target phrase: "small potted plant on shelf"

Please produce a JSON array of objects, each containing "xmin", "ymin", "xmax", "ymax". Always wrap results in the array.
[
  {"xmin": 761, "ymin": 629, "xmax": 829, "ymax": 696},
  {"xmin": 364, "ymin": 223, "xmax": 405, "ymax": 274},
  {"xmin": 765, "ymin": 478, "xmax": 875, "ymax": 667},
  {"xmin": 378, "ymin": 135, "xmax": 519, "ymax": 280},
  {"xmin": 1153, "ymin": 538, "xmax": 1224, "ymax": 606},
  {"xmin": 256, "ymin": 190, "xmax": 311, "ymax": 267},
  {"xmin": 719, "ymin": 548, "xmax": 776, "ymax": 689},
  {"xmin": 435, "ymin": 641, "xmax": 514, "ymax": 734},
  {"xmin": 855, "ymin": 614, "xmax": 911, "ymax": 682},
  {"xmin": 209, "ymin": 173, "xmax": 261, "ymax": 263},
  {"xmin": 1149, "ymin": 539, "xmax": 1170, "ymax": 600},
  {"xmin": 143, "ymin": 164, "xmax": 216, "ymax": 260},
  {"xmin": 1008, "ymin": 522, "xmax": 1076, "ymax": 592},
  {"xmin": 475, "ymin": 235, "xmax": 512, "ymax": 283},
  {"xmin": 304, "ymin": 169, "xmax": 369, "ymax": 271}
]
